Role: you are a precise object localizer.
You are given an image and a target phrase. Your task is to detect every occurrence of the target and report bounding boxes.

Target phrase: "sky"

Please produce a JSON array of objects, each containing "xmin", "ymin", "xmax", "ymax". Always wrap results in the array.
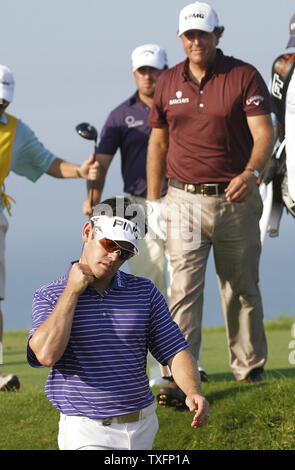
[{"xmin": 1, "ymin": 0, "xmax": 294, "ymax": 331}]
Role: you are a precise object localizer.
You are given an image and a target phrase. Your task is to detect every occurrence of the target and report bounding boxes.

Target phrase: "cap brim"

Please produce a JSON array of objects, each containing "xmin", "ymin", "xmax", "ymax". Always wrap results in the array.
[
  {"xmin": 287, "ymin": 37, "xmax": 295, "ymax": 48},
  {"xmin": 133, "ymin": 62, "xmax": 164, "ymax": 72},
  {"xmin": 94, "ymin": 229, "xmax": 139, "ymax": 254},
  {"xmin": 0, "ymin": 87, "xmax": 13, "ymax": 103},
  {"xmin": 178, "ymin": 22, "xmax": 215, "ymax": 37},
  {"xmin": 91, "ymin": 215, "xmax": 140, "ymax": 254}
]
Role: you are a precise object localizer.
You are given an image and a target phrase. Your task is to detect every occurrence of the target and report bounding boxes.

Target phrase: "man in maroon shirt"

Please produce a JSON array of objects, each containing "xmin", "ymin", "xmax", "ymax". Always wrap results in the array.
[{"xmin": 146, "ymin": 1, "xmax": 274, "ymax": 407}]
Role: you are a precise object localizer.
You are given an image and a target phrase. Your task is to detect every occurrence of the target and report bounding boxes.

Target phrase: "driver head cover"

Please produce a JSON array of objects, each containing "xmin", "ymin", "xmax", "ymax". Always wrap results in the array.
[{"xmin": 90, "ymin": 215, "xmax": 139, "ymax": 254}]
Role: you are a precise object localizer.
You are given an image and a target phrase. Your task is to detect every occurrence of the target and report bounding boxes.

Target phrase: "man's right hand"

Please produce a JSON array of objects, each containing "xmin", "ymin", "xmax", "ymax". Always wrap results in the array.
[
  {"xmin": 82, "ymin": 199, "xmax": 92, "ymax": 217},
  {"xmin": 67, "ymin": 263, "xmax": 95, "ymax": 295},
  {"xmin": 79, "ymin": 154, "xmax": 99, "ymax": 181}
]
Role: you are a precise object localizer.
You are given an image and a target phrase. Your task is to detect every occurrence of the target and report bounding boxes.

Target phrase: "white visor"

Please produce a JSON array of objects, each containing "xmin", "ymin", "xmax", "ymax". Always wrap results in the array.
[{"xmin": 90, "ymin": 216, "xmax": 139, "ymax": 254}]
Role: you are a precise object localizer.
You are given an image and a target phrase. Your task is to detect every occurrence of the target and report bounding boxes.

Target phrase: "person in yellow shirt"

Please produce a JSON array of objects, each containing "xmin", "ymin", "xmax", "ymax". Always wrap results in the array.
[{"xmin": 0, "ymin": 64, "xmax": 98, "ymax": 390}]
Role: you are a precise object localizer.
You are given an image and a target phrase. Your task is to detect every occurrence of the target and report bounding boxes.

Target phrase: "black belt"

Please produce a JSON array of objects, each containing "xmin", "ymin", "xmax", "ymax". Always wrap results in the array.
[{"xmin": 169, "ymin": 178, "xmax": 228, "ymax": 196}]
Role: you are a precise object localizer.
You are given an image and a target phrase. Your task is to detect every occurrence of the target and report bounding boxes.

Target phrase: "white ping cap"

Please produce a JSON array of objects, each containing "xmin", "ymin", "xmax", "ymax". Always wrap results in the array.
[
  {"xmin": 178, "ymin": 2, "xmax": 219, "ymax": 36},
  {"xmin": 91, "ymin": 216, "xmax": 139, "ymax": 254}
]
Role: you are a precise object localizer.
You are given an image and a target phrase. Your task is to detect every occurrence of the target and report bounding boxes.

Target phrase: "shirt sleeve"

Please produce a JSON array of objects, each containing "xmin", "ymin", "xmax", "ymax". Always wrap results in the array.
[
  {"xmin": 27, "ymin": 289, "xmax": 58, "ymax": 368},
  {"xmin": 96, "ymin": 111, "xmax": 122, "ymax": 155},
  {"xmin": 148, "ymin": 74, "xmax": 168, "ymax": 128},
  {"xmin": 11, "ymin": 120, "xmax": 57, "ymax": 182},
  {"xmin": 243, "ymin": 67, "xmax": 274, "ymax": 117},
  {"xmin": 147, "ymin": 283, "xmax": 188, "ymax": 365}
]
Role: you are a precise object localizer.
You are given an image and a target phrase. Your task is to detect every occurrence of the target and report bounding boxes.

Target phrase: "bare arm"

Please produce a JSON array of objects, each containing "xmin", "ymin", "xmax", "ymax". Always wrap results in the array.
[
  {"xmin": 146, "ymin": 126, "xmax": 169, "ymax": 201},
  {"xmin": 29, "ymin": 263, "xmax": 95, "ymax": 367},
  {"xmin": 83, "ymin": 153, "xmax": 114, "ymax": 217},
  {"xmin": 168, "ymin": 349, "xmax": 210, "ymax": 428},
  {"xmin": 225, "ymin": 114, "xmax": 274, "ymax": 202},
  {"xmin": 46, "ymin": 155, "xmax": 98, "ymax": 180}
]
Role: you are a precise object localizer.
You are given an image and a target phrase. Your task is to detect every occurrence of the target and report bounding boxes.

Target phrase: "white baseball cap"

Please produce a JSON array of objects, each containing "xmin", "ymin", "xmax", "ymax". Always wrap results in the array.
[
  {"xmin": 91, "ymin": 215, "xmax": 139, "ymax": 254},
  {"xmin": 178, "ymin": 2, "xmax": 219, "ymax": 36},
  {"xmin": 131, "ymin": 44, "xmax": 168, "ymax": 72},
  {"xmin": 0, "ymin": 65, "xmax": 14, "ymax": 103}
]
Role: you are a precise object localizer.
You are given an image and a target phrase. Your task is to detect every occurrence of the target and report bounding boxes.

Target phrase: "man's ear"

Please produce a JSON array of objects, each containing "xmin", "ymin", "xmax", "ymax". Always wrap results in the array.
[
  {"xmin": 214, "ymin": 26, "xmax": 224, "ymax": 45},
  {"xmin": 82, "ymin": 221, "xmax": 93, "ymax": 243}
]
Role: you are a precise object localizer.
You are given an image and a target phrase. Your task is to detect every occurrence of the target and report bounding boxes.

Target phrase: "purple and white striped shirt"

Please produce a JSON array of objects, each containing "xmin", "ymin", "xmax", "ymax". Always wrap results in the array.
[{"xmin": 27, "ymin": 263, "xmax": 188, "ymax": 418}]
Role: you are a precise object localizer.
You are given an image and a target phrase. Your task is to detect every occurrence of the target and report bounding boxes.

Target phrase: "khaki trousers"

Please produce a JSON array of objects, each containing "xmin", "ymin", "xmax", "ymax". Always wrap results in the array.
[
  {"xmin": 0, "ymin": 212, "xmax": 8, "ymax": 300},
  {"xmin": 162, "ymin": 185, "xmax": 267, "ymax": 381},
  {"xmin": 127, "ymin": 195, "xmax": 171, "ymax": 302},
  {"xmin": 127, "ymin": 195, "xmax": 172, "ymax": 379}
]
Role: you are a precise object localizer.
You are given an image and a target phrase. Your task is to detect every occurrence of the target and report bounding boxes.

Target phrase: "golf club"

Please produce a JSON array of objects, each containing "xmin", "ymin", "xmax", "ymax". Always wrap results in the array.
[{"xmin": 75, "ymin": 122, "xmax": 98, "ymax": 210}]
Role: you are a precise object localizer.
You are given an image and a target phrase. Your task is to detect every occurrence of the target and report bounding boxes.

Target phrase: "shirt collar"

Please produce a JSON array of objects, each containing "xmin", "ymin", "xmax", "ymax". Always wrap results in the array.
[
  {"xmin": 182, "ymin": 48, "xmax": 224, "ymax": 82},
  {"xmin": 0, "ymin": 113, "xmax": 8, "ymax": 125},
  {"xmin": 112, "ymin": 270, "xmax": 127, "ymax": 290},
  {"xmin": 128, "ymin": 91, "xmax": 141, "ymax": 106}
]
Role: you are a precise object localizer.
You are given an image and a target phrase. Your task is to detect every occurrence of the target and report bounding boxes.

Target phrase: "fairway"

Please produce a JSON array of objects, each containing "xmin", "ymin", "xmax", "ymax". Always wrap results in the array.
[{"xmin": 0, "ymin": 317, "xmax": 294, "ymax": 450}]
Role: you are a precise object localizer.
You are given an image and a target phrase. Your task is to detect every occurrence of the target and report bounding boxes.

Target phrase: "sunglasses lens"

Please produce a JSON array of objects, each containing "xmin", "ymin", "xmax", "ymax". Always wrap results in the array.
[
  {"xmin": 119, "ymin": 251, "xmax": 133, "ymax": 261},
  {"xmin": 99, "ymin": 238, "xmax": 135, "ymax": 260},
  {"xmin": 99, "ymin": 238, "xmax": 118, "ymax": 253}
]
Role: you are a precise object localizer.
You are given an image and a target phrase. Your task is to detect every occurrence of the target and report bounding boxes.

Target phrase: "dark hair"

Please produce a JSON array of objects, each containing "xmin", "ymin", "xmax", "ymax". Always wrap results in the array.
[
  {"xmin": 92, "ymin": 196, "xmax": 148, "ymax": 237},
  {"xmin": 214, "ymin": 26, "xmax": 225, "ymax": 38}
]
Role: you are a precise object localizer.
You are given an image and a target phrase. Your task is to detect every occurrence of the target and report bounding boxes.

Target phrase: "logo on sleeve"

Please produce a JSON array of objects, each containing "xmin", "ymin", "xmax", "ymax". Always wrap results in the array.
[
  {"xmin": 169, "ymin": 91, "xmax": 190, "ymax": 105},
  {"xmin": 246, "ymin": 95, "xmax": 265, "ymax": 106}
]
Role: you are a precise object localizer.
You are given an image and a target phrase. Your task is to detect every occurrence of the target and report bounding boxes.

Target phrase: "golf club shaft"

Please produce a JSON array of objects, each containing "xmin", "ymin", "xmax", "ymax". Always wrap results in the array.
[{"xmin": 89, "ymin": 143, "xmax": 96, "ymax": 209}]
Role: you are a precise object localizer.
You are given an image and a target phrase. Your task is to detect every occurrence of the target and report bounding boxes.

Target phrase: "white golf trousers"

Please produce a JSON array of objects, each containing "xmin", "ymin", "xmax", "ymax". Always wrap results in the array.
[{"xmin": 58, "ymin": 410, "xmax": 159, "ymax": 450}]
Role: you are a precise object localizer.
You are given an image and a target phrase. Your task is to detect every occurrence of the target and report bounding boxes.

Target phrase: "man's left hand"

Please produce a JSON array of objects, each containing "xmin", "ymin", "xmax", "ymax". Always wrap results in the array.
[
  {"xmin": 225, "ymin": 171, "xmax": 257, "ymax": 203},
  {"xmin": 186, "ymin": 393, "xmax": 210, "ymax": 429},
  {"xmin": 146, "ymin": 199, "xmax": 166, "ymax": 240},
  {"xmin": 79, "ymin": 154, "xmax": 99, "ymax": 180}
]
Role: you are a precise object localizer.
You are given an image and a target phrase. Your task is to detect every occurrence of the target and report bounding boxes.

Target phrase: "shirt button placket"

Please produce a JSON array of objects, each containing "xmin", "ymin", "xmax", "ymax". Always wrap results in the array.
[{"xmin": 199, "ymin": 89, "xmax": 204, "ymax": 111}]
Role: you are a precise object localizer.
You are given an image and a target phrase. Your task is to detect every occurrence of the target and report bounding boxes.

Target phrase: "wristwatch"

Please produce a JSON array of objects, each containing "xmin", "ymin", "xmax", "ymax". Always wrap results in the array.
[{"xmin": 245, "ymin": 167, "xmax": 260, "ymax": 179}]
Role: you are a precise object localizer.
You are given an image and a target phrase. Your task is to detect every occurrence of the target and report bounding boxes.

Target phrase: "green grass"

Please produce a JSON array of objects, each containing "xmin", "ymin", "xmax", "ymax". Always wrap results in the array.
[{"xmin": 0, "ymin": 317, "xmax": 294, "ymax": 450}]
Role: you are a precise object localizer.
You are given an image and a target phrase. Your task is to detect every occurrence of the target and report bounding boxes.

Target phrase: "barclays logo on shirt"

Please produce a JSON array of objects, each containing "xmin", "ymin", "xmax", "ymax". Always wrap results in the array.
[
  {"xmin": 169, "ymin": 91, "xmax": 190, "ymax": 105},
  {"xmin": 125, "ymin": 115, "xmax": 144, "ymax": 128}
]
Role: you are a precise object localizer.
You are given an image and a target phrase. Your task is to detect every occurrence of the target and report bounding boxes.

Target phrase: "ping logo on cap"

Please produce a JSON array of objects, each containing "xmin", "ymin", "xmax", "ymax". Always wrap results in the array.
[
  {"xmin": 185, "ymin": 12, "xmax": 205, "ymax": 20},
  {"xmin": 113, "ymin": 218, "xmax": 139, "ymax": 239}
]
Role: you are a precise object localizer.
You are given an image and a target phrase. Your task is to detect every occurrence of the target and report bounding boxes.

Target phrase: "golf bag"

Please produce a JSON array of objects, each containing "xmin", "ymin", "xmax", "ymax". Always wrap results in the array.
[{"xmin": 264, "ymin": 53, "xmax": 295, "ymax": 218}]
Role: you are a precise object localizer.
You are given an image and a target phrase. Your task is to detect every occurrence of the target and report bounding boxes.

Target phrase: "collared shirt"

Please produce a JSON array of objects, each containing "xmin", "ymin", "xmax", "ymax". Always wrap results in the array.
[
  {"xmin": 0, "ymin": 113, "xmax": 56, "ymax": 210},
  {"xmin": 148, "ymin": 49, "xmax": 273, "ymax": 184},
  {"xmin": 27, "ymin": 263, "xmax": 188, "ymax": 418},
  {"xmin": 97, "ymin": 91, "xmax": 167, "ymax": 197}
]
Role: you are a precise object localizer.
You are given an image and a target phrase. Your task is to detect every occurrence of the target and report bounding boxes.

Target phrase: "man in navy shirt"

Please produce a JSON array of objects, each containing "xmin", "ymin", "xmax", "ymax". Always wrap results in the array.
[
  {"xmin": 83, "ymin": 44, "xmax": 170, "ymax": 303},
  {"xmin": 28, "ymin": 197, "xmax": 209, "ymax": 450},
  {"xmin": 83, "ymin": 44, "xmax": 179, "ymax": 386}
]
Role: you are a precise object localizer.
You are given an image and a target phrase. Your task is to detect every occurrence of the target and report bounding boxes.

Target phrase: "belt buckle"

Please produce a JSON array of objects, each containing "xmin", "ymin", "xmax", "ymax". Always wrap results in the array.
[
  {"xmin": 201, "ymin": 183, "xmax": 219, "ymax": 196},
  {"xmin": 185, "ymin": 184, "xmax": 196, "ymax": 194}
]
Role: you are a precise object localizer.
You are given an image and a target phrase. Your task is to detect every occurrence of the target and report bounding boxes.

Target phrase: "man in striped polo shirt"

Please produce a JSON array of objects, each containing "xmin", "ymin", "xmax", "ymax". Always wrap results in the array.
[{"xmin": 27, "ymin": 197, "xmax": 209, "ymax": 450}]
